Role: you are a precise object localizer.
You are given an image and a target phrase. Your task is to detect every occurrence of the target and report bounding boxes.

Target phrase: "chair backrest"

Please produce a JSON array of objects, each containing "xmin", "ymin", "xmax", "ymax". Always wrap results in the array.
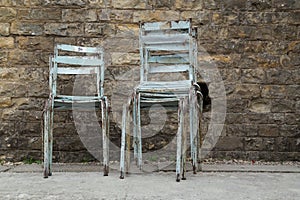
[
  {"xmin": 49, "ymin": 44, "xmax": 105, "ymax": 98},
  {"xmin": 139, "ymin": 20, "xmax": 198, "ymax": 84}
]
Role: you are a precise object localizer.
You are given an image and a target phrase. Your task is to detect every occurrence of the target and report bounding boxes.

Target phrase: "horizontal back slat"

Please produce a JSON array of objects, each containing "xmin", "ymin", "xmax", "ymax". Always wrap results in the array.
[
  {"xmin": 148, "ymin": 65, "xmax": 189, "ymax": 73},
  {"xmin": 56, "ymin": 44, "xmax": 102, "ymax": 53},
  {"xmin": 54, "ymin": 56, "xmax": 103, "ymax": 66},
  {"xmin": 57, "ymin": 67, "xmax": 97, "ymax": 74},
  {"xmin": 141, "ymin": 34, "xmax": 189, "ymax": 44},
  {"xmin": 145, "ymin": 43, "xmax": 189, "ymax": 51},
  {"xmin": 148, "ymin": 53, "xmax": 189, "ymax": 64},
  {"xmin": 171, "ymin": 21, "xmax": 190, "ymax": 29},
  {"xmin": 142, "ymin": 21, "xmax": 190, "ymax": 31}
]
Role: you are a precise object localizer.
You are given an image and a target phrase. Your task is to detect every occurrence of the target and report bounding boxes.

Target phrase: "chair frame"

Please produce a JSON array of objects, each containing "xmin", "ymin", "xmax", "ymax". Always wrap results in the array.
[
  {"xmin": 120, "ymin": 20, "xmax": 203, "ymax": 182},
  {"xmin": 43, "ymin": 44, "xmax": 109, "ymax": 178}
]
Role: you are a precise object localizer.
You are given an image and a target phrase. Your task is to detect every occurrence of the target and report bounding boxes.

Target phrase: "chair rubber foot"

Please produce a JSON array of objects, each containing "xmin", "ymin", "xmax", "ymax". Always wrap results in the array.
[
  {"xmin": 193, "ymin": 165, "xmax": 197, "ymax": 174},
  {"xmin": 120, "ymin": 172, "xmax": 124, "ymax": 179},
  {"xmin": 176, "ymin": 174, "xmax": 180, "ymax": 182},
  {"xmin": 103, "ymin": 165, "xmax": 109, "ymax": 176},
  {"xmin": 43, "ymin": 169, "xmax": 49, "ymax": 178}
]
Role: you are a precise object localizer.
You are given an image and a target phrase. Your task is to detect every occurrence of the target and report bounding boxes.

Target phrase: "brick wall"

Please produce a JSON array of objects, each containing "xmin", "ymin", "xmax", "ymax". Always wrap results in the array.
[{"xmin": 0, "ymin": 0, "xmax": 299, "ymax": 162}]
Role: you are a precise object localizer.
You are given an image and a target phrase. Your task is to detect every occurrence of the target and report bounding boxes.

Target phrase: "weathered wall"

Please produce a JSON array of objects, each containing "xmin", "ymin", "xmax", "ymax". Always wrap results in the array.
[{"xmin": 0, "ymin": 0, "xmax": 299, "ymax": 162}]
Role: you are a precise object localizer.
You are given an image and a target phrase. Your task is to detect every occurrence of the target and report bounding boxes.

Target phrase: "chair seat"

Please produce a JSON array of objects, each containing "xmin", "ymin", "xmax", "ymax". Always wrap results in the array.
[
  {"xmin": 54, "ymin": 95, "xmax": 103, "ymax": 103},
  {"xmin": 53, "ymin": 95, "xmax": 104, "ymax": 110},
  {"xmin": 137, "ymin": 80, "xmax": 192, "ymax": 93}
]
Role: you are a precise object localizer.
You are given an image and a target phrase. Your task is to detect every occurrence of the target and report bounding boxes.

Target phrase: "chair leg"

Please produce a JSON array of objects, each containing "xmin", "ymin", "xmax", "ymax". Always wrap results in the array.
[
  {"xmin": 105, "ymin": 98, "xmax": 110, "ymax": 175},
  {"xmin": 133, "ymin": 96, "xmax": 138, "ymax": 164},
  {"xmin": 136, "ymin": 93, "xmax": 142, "ymax": 170},
  {"xmin": 43, "ymin": 109, "xmax": 49, "ymax": 178},
  {"xmin": 120, "ymin": 104, "xmax": 127, "ymax": 179},
  {"xmin": 176, "ymin": 99, "xmax": 183, "ymax": 182},
  {"xmin": 190, "ymin": 89, "xmax": 198, "ymax": 174},
  {"xmin": 197, "ymin": 92, "xmax": 203, "ymax": 172},
  {"xmin": 125, "ymin": 103, "xmax": 131, "ymax": 174},
  {"xmin": 101, "ymin": 99, "xmax": 108, "ymax": 176},
  {"xmin": 48, "ymin": 108, "xmax": 54, "ymax": 176},
  {"xmin": 181, "ymin": 98, "xmax": 188, "ymax": 180}
]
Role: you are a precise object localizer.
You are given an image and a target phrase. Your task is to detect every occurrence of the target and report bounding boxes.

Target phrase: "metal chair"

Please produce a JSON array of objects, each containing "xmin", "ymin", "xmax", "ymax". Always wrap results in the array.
[
  {"xmin": 120, "ymin": 20, "xmax": 203, "ymax": 182},
  {"xmin": 43, "ymin": 44, "xmax": 109, "ymax": 178}
]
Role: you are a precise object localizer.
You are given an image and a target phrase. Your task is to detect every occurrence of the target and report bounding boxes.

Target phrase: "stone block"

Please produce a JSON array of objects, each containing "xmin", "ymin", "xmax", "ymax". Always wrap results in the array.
[
  {"xmin": 62, "ymin": 9, "xmax": 97, "ymax": 22},
  {"xmin": 250, "ymin": 25, "xmax": 275, "ymax": 41},
  {"xmin": 133, "ymin": 10, "xmax": 180, "ymax": 23},
  {"xmin": 285, "ymin": 113, "xmax": 300, "ymax": 125},
  {"xmin": 288, "ymin": 11, "xmax": 300, "ymax": 25},
  {"xmin": 181, "ymin": 11, "xmax": 211, "ymax": 25},
  {"xmin": 225, "ymin": 124, "xmax": 257, "ymax": 137},
  {"xmin": 18, "ymin": 8, "xmax": 61, "ymax": 20},
  {"xmin": 0, "ymin": 23, "xmax": 10, "ymax": 36},
  {"xmin": 88, "ymin": 0, "xmax": 111, "ymax": 8},
  {"xmin": 29, "ymin": 0, "xmax": 44, "ymax": 6},
  {"xmin": 111, "ymin": 52, "xmax": 139, "ymax": 65},
  {"xmin": 225, "ymin": 113, "xmax": 245, "ymax": 124},
  {"xmin": 244, "ymin": 137, "xmax": 262, "ymax": 151},
  {"xmin": 27, "ymin": 81, "xmax": 48, "ymax": 97},
  {"xmin": 273, "ymin": 0, "xmax": 300, "ymax": 10},
  {"xmin": 271, "ymin": 99, "xmax": 295, "ymax": 113},
  {"xmin": 174, "ymin": 0, "xmax": 203, "ymax": 10},
  {"xmin": 279, "ymin": 125, "xmax": 300, "ymax": 137},
  {"xmin": 43, "ymin": 0, "xmax": 88, "ymax": 6},
  {"xmin": 0, "ymin": 82, "xmax": 27, "ymax": 97},
  {"xmin": 53, "ymin": 122, "xmax": 78, "ymax": 137},
  {"xmin": 212, "ymin": 11, "xmax": 240, "ymax": 25},
  {"xmin": 0, "ymin": 7, "xmax": 16, "ymax": 22},
  {"xmin": 241, "ymin": 68, "xmax": 266, "ymax": 83},
  {"xmin": 258, "ymin": 125, "xmax": 279, "ymax": 137},
  {"xmin": 8, "ymin": 50, "xmax": 48, "ymax": 66},
  {"xmin": 14, "ymin": 122, "xmax": 41, "ymax": 136},
  {"xmin": 85, "ymin": 23, "xmax": 114, "ymax": 37},
  {"xmin": 215, "ymin": 136, "xmax": 244, "ymax": 151},
  {"xmin": 246, "ymin": 0, "xmax": 272, "ymax": 11},
  {"xmin": 44, "ymin": 23, "xmax": 84, "ymax": 36},
  {"xmin": 265, "ymin": 69, "xmax": 293, "ymax": 84},
  {"xmin": 53, "ymin": 151, "xmax": 96, "ymax": 163},
  {"xmin": 222, "ymin": 0, "xmax": 248, "ymax": 11},
  {"xmin": 248, "ymin": 98, "xmax": 271, "ymax": 113},
  {"xmin": 198, "ymin": 25, "xmax": 228, "ymax": 40},
  {"xmin": 226, "ymin": 99, "xmax": 248, "ymax": 113},
  {"xmin": 0, "ymin": 122, "xmax": 14, "ymax": 137},
  {"xmin": 227, "ymin": 26, "xmax": 256, "ymax": 39},
  {"xmin": 1, "ymin": 108, "xmax": 25, "ymax": 122},
  {"xmin": 0, "ymin": 0, "xmax": 31, "ymax": 6},
  {"xmin": 11, "ymin": 22, "xmax": 44, "ymax": 36},
  {"xmin": 261, "ymin": 85, "xmax": 287, "ymax": 99},
  {"xmin": 111, "ymin": 0, "xmax": 146, "ymax": 9},
  {"xmin": 242, "ymin": 113, "xmax": 266, "ymax": 125},
  {"xmin": 21, "ymin": 110, "xmax": 43, "ymax": 122},
  {"xmin": 98, "ymin": 9, "xmax": 133, "ymax": 22},
  {"xmin": 0, "ymin": 97, "xmax": 13, "ymax": 108},
  {"xmin": 16, "ymin": 36, "xmax": 53, "ymax": 51},
  {"xmin": 0, "ymin": 68, "xmax": 24, "ymax": 80},
  {"xmin": 54, "ymin": 136, "xmax": 86, "ymax": 151},
  {"xmin": 277, "ymin": 137, "xmax": 300, "ymax": 152},
  {"xmin": 0, "ymin": 37, "xmax": 14, "ymax": 48},
  {"xmin": 103, "ymin": 38, "xmax": 138, "ymax": 53},
  {"xmin": 273, "ymin": 25, "xmax": 298, "ymax": 40},
  {"xmin": 234, "ymin": 84, "xmax": 261, "ymax": 99},
  {"xmin": 203, "ymin": 0, "xmax": 221, "ymax": 10}
]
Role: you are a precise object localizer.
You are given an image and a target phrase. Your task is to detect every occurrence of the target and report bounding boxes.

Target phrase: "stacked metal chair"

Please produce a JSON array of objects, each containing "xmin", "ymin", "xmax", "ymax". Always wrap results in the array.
[
  {"xmin": 43, "ymin": 44, "xmax": 109, "ymax": 178},
  {"xmin": 120, "ymin": 20, "xmax": 203, "ymax": 182}
]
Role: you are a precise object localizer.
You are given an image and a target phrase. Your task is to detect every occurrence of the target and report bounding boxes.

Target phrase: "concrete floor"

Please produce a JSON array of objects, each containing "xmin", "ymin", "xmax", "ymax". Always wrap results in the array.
[{"xmin": 0, "ymin": 163, "xmax": 299, "ymax": 200}]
